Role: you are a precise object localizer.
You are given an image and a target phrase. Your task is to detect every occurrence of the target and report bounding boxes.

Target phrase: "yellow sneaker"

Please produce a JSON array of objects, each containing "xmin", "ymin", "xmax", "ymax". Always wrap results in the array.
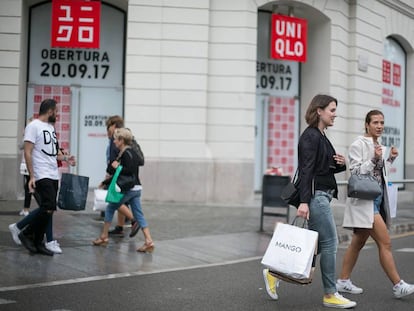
[
  {"xmin": 323, "ymin": 292, "xmax": 356, "ymax": 309},
  {"xmin": 262, "ymin": 269, "xmax": 279, "ymax": 300}
]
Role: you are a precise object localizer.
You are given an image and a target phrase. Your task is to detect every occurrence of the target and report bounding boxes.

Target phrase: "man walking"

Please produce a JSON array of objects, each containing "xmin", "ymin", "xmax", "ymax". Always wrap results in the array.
[{"xmin": 18, "ymin": 98, "xmax": 75, "ymax": 256}]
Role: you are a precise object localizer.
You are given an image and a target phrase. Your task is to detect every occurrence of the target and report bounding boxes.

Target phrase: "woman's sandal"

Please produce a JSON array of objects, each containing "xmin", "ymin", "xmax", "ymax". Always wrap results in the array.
[
  {"xmin": 92, "ymin": 237, "xmax": 109, "ymax": 246},
  {"xmin": 137, "ymin": 242, "xmax": 154, "ymax": 253}
]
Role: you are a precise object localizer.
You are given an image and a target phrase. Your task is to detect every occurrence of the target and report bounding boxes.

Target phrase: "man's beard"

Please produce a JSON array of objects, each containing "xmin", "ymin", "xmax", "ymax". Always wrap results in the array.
[{"xmin": 48, "ymin": 115, "xmax": 56, "ymax": 123}]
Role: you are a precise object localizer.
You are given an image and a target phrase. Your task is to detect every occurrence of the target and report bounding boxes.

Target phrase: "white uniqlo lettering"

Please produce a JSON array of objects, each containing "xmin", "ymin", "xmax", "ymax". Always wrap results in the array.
[
  {"xmin": 274, "ymin": 39, "xmax": 304, "ymax": 57},
  {"xmin": 274, "ymin": 19, "xmax": 304, "ymax": 57},
  {"xmin": 59, "ymin": 5, "xmax": 74, "ymax": 22},
  {"xmin": 78, "ymin": 5, "xmax": 94, "ymax": 43},
  {"xmin": 275, "ymin": 20, "xmax": 302, "ymax": 38},
  {"xmin": 79, "ymin": 27, "xmax": 93, "ymax": 42},
  {"xmin": 56, "ymin": 5, "xmax": 73, "ymax": 42},
  {"xmin": 56, "ymin": 25, "xmax": 73, "ymax": 42}
]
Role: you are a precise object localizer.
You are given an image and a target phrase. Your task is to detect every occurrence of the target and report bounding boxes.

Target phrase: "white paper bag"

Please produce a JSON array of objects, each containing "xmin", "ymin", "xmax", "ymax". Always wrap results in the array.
[
  {"xmin": 93, "ymin": 189, "xmax": 108, "ymax": 212},
  {"xmin": 387, "ymin": 183, "xmax": 398, "ymax": 218},
  {"xmin": 261, "ymin": 222, "xmax": 318, "ymax": 280}
]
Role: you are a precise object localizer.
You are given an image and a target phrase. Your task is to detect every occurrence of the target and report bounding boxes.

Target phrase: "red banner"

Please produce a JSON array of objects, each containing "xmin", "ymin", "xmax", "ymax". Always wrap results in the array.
[
  {"xmin": 270, "ymin": 14, "xmax": 307, "ymax": 62},
  {"xmin": 382, "ymin": 60, "xmax": 391, "ymax": 83},
  {"xmin": 51, "ymin": 0, "xmax": 101, "ymax": 48},
  {"xmin": 393, "ymin": 63, "xmax": 401, "ymax": 86}
]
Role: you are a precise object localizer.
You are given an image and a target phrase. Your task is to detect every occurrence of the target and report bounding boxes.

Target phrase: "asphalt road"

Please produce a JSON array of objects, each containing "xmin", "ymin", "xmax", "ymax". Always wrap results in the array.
[{"xmin": 0, "ymin": 234, "xmax": 413, "ymax": 311}]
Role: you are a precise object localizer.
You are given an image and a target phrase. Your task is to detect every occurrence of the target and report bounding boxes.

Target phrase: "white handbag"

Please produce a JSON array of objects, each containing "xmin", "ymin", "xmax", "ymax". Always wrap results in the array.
[
  {"xmin": 261, "ymin": 219, "xmax": 318, "ymax": 282},
  {"xmin": 93, "ymin": 189, "xmax": 108, "ymax": 212}
]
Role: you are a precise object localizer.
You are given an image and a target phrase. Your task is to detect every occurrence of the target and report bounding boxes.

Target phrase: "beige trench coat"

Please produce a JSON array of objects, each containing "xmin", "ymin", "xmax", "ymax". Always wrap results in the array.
[{"xmin": 342, "ymin": 136, "xmax": 392, "ymax": 229}]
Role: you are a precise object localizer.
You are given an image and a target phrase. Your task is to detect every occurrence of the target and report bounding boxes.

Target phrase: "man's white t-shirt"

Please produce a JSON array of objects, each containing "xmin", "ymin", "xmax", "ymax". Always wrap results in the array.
[{"xmin": 24, "ymin": 119, "xmax": 59, "ymax": 181}]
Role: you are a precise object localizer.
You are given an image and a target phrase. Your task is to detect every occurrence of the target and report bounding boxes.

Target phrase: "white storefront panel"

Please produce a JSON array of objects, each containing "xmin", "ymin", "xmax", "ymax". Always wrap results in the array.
[
  {"xmin": 27, "ymin": 2, "xmax": 125, "ymax": 187},
  {"xmin": 382, "ymin": 38, "xmax": 406, "ymax": 183},
  {"xmin": 255, "ymin": 11, "xmax": 300, "ymax": 191}
]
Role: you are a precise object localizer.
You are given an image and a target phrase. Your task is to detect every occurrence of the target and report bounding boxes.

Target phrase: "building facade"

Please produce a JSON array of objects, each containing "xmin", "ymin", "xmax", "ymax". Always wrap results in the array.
[{"xmin": 1, "ymin": 0, "xmax": 414, "ymax": 204}]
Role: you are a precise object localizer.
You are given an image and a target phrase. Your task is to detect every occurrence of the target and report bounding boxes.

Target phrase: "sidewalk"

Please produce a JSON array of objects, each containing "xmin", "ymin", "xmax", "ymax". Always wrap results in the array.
[{"xmin": 0, "ymin": 192, "xmax": 413, "ymax": 290}]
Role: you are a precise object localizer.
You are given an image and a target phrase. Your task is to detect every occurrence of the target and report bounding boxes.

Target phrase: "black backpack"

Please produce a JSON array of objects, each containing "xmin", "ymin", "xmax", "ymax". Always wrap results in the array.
[{"xmin": 131, "ymin": 137, "xmax": 145, "ymax": 166}]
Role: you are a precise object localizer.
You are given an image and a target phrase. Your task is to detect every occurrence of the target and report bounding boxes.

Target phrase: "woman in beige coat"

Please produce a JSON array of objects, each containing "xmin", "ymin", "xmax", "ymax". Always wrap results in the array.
[{"xmin": 337, "ymin": 110, "xmax": 414, "ymax": 299}]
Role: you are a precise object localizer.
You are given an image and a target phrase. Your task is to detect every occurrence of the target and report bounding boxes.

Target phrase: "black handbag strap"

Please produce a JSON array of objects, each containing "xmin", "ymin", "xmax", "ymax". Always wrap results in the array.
[
  {"xmin": 116, "ymin": 146, "xmax": 132, "ymax": 161},
  {"xmin": 291, "ymin": 168, "xmax": 299, "ymax": 183},
  {"xmin": 290, "ymin": 216, "xmax": 309, "ymax": 229}
]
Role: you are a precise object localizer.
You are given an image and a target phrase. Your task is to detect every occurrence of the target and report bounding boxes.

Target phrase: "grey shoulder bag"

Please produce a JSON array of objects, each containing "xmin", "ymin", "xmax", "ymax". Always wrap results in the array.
[{"xmin": 347, "ymin": 173, "xmax": 382, "ymax": 200}]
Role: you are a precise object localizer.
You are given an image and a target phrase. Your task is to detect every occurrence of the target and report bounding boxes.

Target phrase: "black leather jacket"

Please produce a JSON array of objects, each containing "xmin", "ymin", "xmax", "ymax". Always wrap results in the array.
[
  {"xmin": 102, "ymin": 147, "xmax": 141, "ymax": 188},
  {"xmin": 297, "ymin": 126, "xmax": 346, "ymax": 204}
]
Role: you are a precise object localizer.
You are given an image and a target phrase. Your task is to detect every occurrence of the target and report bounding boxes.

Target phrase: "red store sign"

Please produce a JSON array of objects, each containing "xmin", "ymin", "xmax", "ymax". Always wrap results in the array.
[
  {"xmin": 51, "ymin": 0, "xmax": 101, "ymax": 49},
  {"xmin": 382, "ymin": 60, "xmax": 401, "ymax": 86},
  {"xmin": 382, "ymin": 60, "xmax": 391, "ymax": 83},
  {"xmin": 270, "ymin": 14, "xmax": 307, "ymax": 62}
]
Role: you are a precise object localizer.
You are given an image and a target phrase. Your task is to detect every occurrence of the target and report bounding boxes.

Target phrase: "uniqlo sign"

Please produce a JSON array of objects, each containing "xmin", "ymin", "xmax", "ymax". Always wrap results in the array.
[
  {"xmin": 393, "ymin": 63, "xmax": 401, "ymax": 86},
  {"xmin": 270, "ymin": 14, "xmax": 307, "ymax": 62},
  {"xmin": 382, "ymin": 60, "xmax": 401, "ymax": 86},
  {"xmin": 51, "ymin": 0, "xmax": 101, "ymax": 48},
  {"xmin": 382, "ymin": 60, "xmax": 391, "ymax": 83}
]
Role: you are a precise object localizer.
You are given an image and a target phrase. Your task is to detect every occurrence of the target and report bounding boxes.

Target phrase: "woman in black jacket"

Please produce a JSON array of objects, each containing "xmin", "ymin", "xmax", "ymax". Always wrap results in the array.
[
  {"xmin": 93, "ymin": 128, "xmax": 154, "ymax": 253},
  {"xmin": 297, "ymin": 94, "xmax": 353, "ymax": 308},
  {"xmin": 263, "ymin": 95, "xmax": 355, "ymax": 309}
]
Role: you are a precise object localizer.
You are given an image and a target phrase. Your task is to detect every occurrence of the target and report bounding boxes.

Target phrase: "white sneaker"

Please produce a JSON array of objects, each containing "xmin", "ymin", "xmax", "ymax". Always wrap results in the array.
[
  {"xmin": 336, "ymin": 279, "xmax": 363, "ymax": 294},
  {"xmin": 45, "ymin": 240, "xmax": 62, "ymax": 254},
  {"xmin": 19, "ymin": 209, "xmax": 29, "ymax": 216},
  {"xmin": 393, "ymin": 280, "xmax": 414, "ymax": 298},
  {"xmin": 8, "ymin": 223, "xmax": 21, "ymax": 245}
]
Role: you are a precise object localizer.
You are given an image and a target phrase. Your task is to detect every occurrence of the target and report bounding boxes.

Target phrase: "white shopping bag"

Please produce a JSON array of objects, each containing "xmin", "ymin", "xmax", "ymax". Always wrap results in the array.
[
  {"xmin": 261, "ymin": 222, "xmax": 318, "ymax": 280},
  {"xmin": 387, "ymin": 183, "xmax": 398, "ymax": 218},
  {"xmin": 93, "ymin": 189, "xmax": 108, "ymax": 212}
]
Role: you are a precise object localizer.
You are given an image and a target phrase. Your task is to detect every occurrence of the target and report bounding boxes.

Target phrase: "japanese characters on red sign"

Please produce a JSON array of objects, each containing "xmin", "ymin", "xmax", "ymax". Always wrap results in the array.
[
  {"xmin": 382, "ymin": 60, "xmax": 401, "ymax": 86},
  {"xmin": 382, "ymin": 59, "xmax": 401, "ymax": 107},
  {"xmin": 51, "ymin": 0, "xmax": 101, "ymax": 49},
  {"xmin": 382, "ymin": 60, "xmax": 391, "ymax": 83},
  {"xmin": 393, "ymin": 63, "xmax": 401, "ymax": 86},
  {"xmin": 270, "ymin": 14, "xmax": 307, "ymax": 62}
]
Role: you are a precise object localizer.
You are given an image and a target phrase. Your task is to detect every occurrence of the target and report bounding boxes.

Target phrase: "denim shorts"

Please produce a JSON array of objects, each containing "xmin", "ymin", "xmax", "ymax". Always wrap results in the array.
[{"xmin": 373, "ymin": 193, "xmax": 383, "ymax": 214}]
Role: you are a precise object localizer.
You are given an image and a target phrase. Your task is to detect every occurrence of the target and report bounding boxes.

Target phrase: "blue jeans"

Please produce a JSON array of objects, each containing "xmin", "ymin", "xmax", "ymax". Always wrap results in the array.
[
  {"xmin": 16, "ymin": 208, "xmax": 54, "ymax": 242},
  {"xmin": 105, "ymin": 189, "xmax": 147, "ymax": 228},
  {"xmin": 308, "ymin": 190, "xmax": 338, "ymax": 294}
]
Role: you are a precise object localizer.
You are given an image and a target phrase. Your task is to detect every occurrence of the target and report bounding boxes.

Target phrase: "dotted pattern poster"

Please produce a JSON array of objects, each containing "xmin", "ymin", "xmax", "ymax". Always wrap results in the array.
[
  {"xmin": 32, "ymin": 85, "xmax": 71, "ymax": 173},
  {"xmin": 267, "ymin": 96, "xmax": 296, "ymax": 176}
]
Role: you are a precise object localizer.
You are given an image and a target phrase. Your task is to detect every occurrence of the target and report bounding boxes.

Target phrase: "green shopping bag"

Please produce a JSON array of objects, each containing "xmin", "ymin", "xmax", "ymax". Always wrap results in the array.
[{"xmin": 105, "ymin": 165, "xmax": 124, "ymax": 203}]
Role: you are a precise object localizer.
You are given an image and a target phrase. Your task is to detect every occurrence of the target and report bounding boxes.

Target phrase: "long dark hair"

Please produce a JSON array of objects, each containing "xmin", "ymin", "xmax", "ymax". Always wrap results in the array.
[{"xmin": 305, "ymin": 94, "xmax": 338, "ymax": 127}]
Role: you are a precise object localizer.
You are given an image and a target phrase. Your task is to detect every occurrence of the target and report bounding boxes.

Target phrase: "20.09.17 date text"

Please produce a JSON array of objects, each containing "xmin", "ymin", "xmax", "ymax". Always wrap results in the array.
[
  {"xmin": 40, "ymin": 62, "xmax": 109, "ymax": 79},
  {"xmin": 256, "ymin": 75, "xmax": 292, "ymax": 90}
]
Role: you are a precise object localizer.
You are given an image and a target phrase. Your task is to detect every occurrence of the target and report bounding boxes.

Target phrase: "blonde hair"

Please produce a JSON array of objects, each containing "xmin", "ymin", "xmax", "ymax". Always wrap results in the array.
[{"xmin": 113, "ymin": 128, "xmax": 133, "ymax": 145}]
